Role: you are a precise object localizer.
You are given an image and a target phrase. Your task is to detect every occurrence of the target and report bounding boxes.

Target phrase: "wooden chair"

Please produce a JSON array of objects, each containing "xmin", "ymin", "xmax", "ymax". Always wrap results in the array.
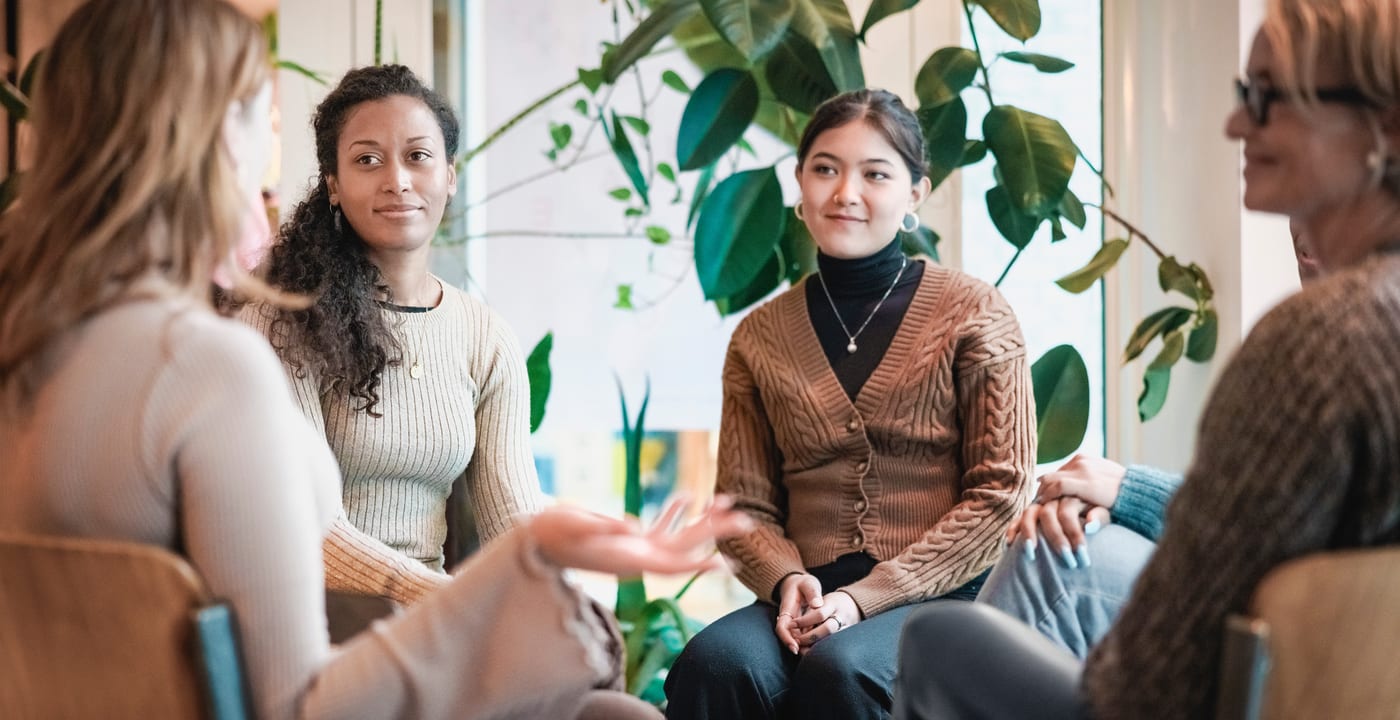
[
  {"xmin": 1217, "ymin": 547, "xmax": 1400, "ymax": 720},
  {"xmin": 0, "ymin": 533, "xmax": 252, "ymax": 719}
]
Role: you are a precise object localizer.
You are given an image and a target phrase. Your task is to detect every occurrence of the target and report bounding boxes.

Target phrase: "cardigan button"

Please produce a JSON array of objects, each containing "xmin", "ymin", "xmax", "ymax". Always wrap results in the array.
[
  {"xmin": 855, "ymin": 461, "xmax": 868, "ymax": 473},
  {"xmin": 851, "ymin": 536, "xmax": 864, "ymax": 548},
  {"xmin": 846, "ymin": 419, "xmax": 860, "ymax": 432},
  {"xmin": 854, "ymin": 499, "xmax": 867, "ymax": 512}
]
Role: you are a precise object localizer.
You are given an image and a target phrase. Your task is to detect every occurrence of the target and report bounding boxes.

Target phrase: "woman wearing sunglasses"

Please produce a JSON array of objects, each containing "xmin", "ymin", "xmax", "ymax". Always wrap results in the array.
[{"xmin": 894, "ymin": 0, "xmax": 1400, "ymax": 717}]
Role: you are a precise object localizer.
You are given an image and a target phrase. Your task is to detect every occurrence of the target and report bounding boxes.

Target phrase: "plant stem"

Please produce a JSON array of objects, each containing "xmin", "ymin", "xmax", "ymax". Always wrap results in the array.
[
  {"xmin": 463, "ymin": 150, "xmax": 610, "ymax": 212},
  {"xmin": 994, "ymin": 247, "xmax": 1023, "ymax": 287},
  {"xmin": 373, "ymin": 0, "xmax": 383, "ymax": 65},
  {"xmin": 673, "ymin": 564, "xmax": 710, "ymax": 600},
  {"xmin": 459, "ymin": 78, "xmax": 583, "ymax": 167},
  {"xmin": 1087, "ymin": 203, "xmax": 1168, "ymax": 259},
  {"xmin": 962, "ymin": 0, "xmax": 997, "ymax": 107}
]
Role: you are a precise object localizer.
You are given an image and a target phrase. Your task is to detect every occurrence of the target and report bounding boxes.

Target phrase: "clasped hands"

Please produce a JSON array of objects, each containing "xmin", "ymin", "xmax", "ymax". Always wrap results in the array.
[{"xmin": 773, "ymin": 573, "xmax": 861, "ymax": 655}]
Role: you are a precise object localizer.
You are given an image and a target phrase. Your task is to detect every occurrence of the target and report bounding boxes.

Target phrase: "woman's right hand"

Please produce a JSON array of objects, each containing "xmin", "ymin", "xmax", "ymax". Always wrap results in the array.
[
  {"xmin": 774, "ymin": 572, "xmax": 823, "ymax": 654},
  {"xmin": 531, "ymin": 496, "xmax": 753, "ymax": 576},
  {"xmin": 1007, "ymin": 455, "xmax": 1126, "ymax": 568}
]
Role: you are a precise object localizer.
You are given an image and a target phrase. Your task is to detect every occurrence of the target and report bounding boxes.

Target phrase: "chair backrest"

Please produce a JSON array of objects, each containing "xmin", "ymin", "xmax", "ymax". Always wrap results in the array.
[
  {"xmin": 0, "ymin": 532, "xmax": 251, "ymax": 720},
  {"xmin": 1217, "ymin": 547, "xmax": 1400, "ymax": 720}
]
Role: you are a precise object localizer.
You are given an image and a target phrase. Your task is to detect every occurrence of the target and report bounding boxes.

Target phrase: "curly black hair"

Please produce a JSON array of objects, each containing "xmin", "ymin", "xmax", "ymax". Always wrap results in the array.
[{"xmin": 259, "ymin": 64, "xmax": 460, "ymax": 416}]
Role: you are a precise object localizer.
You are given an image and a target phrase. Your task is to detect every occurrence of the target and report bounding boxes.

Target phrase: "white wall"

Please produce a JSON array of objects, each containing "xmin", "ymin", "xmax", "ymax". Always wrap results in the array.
[
  {"xmin": 1103, "ymin": 0, "xmax": 1298, "ymax": 472},
  {"xmin": 276, "ymin": 0, "xmax": 434, "ymax": 210}
]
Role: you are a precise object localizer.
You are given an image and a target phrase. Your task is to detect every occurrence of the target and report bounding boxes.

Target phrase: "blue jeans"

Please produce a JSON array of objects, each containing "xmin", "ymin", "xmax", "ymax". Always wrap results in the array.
[{"xmin": 975, "ymin": 524, "xmax": 1156, "ymax": 658}]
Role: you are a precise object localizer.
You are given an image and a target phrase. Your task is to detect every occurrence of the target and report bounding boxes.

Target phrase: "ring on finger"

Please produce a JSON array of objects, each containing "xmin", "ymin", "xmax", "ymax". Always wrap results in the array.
[
  {"xmin": 777, "ymin": 612, "xmax": 792, "ymax": 621},
  {"xmin": 825, "ymin": 615, "xmax": 845, "ymax": 631}
]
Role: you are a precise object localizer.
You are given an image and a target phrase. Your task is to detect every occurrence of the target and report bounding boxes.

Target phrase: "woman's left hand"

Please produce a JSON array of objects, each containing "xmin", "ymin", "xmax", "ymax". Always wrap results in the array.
[{"xmin": 792, "ymin": 590, "xmax": 862, "ymax": 653}]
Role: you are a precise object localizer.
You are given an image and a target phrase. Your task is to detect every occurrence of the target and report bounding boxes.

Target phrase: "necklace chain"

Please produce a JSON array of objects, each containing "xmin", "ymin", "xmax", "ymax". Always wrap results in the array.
[{"xmin": 817, "ymin": 255, "xmax": 908, "ymax": 354}]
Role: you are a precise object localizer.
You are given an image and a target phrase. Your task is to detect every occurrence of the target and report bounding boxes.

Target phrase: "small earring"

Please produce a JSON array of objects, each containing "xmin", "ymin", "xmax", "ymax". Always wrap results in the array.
[
  {"xmin": 333, "ymin": 207, "xmax": 343, "ymax": 233},
  {"xmin": 900, "ymin": 212, "xmax": 920, "ymax": 233},
  {"xmin": 793, "ymin": 202, "xmax": 805, "ymax": 221}
]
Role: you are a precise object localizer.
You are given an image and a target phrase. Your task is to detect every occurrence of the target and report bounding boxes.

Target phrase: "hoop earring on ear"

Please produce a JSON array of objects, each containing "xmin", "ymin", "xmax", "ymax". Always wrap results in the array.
[
  {"xmin": 900, "ymin": 212, "xmax": 920, "ymax": 233},
  {"xmin": 793, "ymin": 202, "xmax": 805, "ymax": 221},
  {"xmin": 333, "ymin": 207, "xmax": 343, "ymax": 233}
]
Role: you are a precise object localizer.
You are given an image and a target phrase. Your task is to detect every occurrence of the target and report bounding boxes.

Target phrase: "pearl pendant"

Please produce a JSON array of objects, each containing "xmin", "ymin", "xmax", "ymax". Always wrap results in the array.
[
  {"xmin": 846, "ymin": 341, "xmax": 858, "ymax": 354},
  {"xmin": 409, "ymin": 361, "xmax": 424, "ymax": 379}
]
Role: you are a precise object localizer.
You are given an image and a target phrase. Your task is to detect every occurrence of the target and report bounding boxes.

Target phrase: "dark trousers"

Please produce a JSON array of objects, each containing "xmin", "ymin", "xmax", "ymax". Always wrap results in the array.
[{"xmin": 664, "ymin": 555, "xmax": 984, "ymax": 720}]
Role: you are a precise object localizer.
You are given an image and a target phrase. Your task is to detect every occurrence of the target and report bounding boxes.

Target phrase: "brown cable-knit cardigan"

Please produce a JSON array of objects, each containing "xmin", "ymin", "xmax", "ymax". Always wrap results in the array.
[{"xmin": 717, "ymin": 259, "xmax": 1037, "ymax": 617}]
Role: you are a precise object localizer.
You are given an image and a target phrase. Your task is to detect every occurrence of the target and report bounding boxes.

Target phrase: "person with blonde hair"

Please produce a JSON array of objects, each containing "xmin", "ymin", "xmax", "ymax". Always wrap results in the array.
[
  {"xmin": 0, "ymin": 1, "xmax": 749, "ymax": 719},
  {"xmin": 895, "ymin": 0, "xmax": 1400, "ymax": 716}
]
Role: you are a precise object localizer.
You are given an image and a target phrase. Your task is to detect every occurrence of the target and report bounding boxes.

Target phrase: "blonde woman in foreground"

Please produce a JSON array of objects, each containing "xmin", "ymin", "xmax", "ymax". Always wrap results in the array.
[{"xmin": 0, "ymin": 1, "xmax": 749, "ymax": 718}]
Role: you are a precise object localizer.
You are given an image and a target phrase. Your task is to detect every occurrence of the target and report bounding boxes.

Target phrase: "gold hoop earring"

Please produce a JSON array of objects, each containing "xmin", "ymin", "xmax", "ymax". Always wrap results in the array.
[
  {"xmin": 900, "ymin": 212, "xmax": 920, "ymax": 233},
  {"xmin": 793, "ymin": 202, "xmax": 805, "ymax": 221}
]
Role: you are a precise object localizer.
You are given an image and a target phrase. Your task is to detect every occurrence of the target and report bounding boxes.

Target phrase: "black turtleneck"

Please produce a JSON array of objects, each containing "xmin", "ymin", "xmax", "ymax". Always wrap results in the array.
[{"xmin": 804, "ymin": 237, "xmax": 924, "ymax": 400}]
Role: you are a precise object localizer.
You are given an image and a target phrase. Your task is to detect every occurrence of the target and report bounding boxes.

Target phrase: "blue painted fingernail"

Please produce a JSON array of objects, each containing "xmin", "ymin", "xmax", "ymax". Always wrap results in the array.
[
  {"xmin": 1023, "ymin": 538, "xmax": 1037, "ymax": 563},
  {"xmin": 1059, "ymin": 547, "xmax": 1078, "ymax": 569},
  {"xmin": 1084, "ymin": 519, "xmax": 1102, "ymax": 535},
  {"xmin": 1075, "ymin": 545, "xmax": 1092, "ymax": 568}
]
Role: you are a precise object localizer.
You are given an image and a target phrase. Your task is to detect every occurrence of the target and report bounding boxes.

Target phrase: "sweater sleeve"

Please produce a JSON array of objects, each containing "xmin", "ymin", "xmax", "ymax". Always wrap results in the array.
[
  {"xmin": 1110, "ymin": 465, "xmax": 1183, "ymax": 542},
  {"xmin": 160, "ymin": 317, "xmax": 612, "ymax": 720},
  {"xmin": 1084, "ymin": 289, "xmax": 1384, "ymax": 719},
  {"xmin": 461, "ymin": 306, "xmax": 545, "ymax": 545},
  {"xmin": 715, "ymin": 322, "xmax": 807, "ymax": 601},
  {"xmin": 843, "ymin": 285, "xmax": 1036, "ymax": 617}
]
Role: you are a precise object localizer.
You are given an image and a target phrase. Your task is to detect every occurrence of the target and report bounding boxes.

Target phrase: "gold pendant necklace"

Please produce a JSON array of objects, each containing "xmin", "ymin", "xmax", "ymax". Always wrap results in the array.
[{"xmin": 817, "ymin": 255, "xmax": 908, "ymax": 354}]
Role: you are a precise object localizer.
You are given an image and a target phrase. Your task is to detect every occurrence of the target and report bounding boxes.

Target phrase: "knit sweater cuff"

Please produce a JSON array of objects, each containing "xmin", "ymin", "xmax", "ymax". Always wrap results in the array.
[{"xmin": 1109, "ymin": 465, "xmax": 1182, "ymax": 542}]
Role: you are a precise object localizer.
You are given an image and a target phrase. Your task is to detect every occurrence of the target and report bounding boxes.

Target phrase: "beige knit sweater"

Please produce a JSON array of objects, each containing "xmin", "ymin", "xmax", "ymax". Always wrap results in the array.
[
  {"xmin": 0, "ymin": 293, "xmax": 611, "ymax": 720},
  {"xmin": 717, "ymin": 260, "xmax": 1037, "ymax": 617},
  {"xmin": 241, "ymin": 282, "xmax": 544, "ymax": 605}
]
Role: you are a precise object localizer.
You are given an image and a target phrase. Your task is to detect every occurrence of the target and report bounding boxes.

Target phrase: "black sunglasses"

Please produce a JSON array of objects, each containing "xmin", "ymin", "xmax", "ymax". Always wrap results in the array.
[{"xmin": 1235, "ymin": 78, "xmax": 1374, "ymax": 125}]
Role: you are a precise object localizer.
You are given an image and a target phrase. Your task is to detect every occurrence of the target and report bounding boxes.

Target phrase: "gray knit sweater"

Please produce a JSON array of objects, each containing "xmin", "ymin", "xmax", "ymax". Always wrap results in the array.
[{"xmin": 1084, "ymin": 251, "xmax": 1400, "ymax": 718}]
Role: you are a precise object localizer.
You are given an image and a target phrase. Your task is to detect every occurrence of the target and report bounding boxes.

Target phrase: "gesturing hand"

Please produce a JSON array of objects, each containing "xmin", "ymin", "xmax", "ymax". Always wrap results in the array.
[
  {"xmin": 792, "ymin": 590, "xmax": 861, "ymax": 654},
  {"xmin": 532, "ymin": 495, "xmax": 753, "ymax": 576},
  {"xmin": 774, "ymin": 573, "xmax": 823, "ymax": 654}
]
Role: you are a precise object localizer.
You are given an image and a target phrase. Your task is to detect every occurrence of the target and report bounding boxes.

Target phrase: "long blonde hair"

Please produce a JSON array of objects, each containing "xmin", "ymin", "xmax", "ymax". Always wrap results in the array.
[{"xmin": 0, "ymin": 0, "xmax": 270, "ymax": 403}]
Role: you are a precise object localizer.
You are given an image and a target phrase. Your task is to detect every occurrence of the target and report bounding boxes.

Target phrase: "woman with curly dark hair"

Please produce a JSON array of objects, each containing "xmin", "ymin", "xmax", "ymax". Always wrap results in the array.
[{"xmin": 242, "ymin": 65, "xmax": 545, "ymax": 605}]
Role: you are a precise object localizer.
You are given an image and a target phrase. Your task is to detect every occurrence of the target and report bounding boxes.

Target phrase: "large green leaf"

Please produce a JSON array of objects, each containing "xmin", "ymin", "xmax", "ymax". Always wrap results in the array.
[
  {"xmin": 1123, "ymin": 306, "xmax": 1193, "ymax": 362},
  {"xmin": 789, "ymin": 0, "xmax": 864, "ymax": 91},
  {"xmin": 971, "ymin": 0, "xmax": 1041, "ymax": 41},
  {"xmin": 764, "ymin": 32, "xmax": 838, "ymax": 114},
  {"xmin": 700, "ymin": 0, "xmax": 795, "ymax": 60},
  {"xmin": 1187, "ymin": 308, "xmax": 1218, "ymax": 362},
  {"xmin": 604, "ymin": 0, "xmax": 702, "ymax": 82},
  {"xmin": 526, "ymin": 332, "xmax": 554, "ymax": 433},
  {"xmin": 985, "ymin": 184, "xmax": 1039, "ymax": 250},
  {"xmin": 918, "ymin": 98, "xmax": 968, "ymax": 192},
  {"xmin": 860, "ymin": 0, "xmax": 920, "ymax": 37},
  {"xmin": 1058, "ymin": 189, "xmax": 1087, "ymax": 229},
  {"xmin": 1055, "ymin": 238, "xmax": 1129, "ymax": 293},
  {"xmin": 715, "ymin": 249, "xmax": 784, "ymax": 315},
  {"xmin": 687, "ymin": 162, "xmax": 719, "ymax": 230},
  {"xmin": 1031, "ymin": 344, "xmax": 1090, "ymax": 463},
  {"xmin": 983, "ymin": 105, "xmax": 1076, "ymax": 218},
  {"xmin": 778, "ymin": 208, "xmax": 818, "ymax": 282},
  {"xmin": 1158, "ymin": 256, "xmax": 1199, "ymax": 300},
  {"xmin": 694, "ymin": 167, "xmax": 784, "ymax": 299},
  {"xmin": 1137, "ymin": 367, "xmax": 1171, "ymax": 421},
  {"xmin": 901, "ymin": 225, "xmax": 941, "ymax": 262},
  {"xmin": 914, "ymin": 47, "xmax": 980, "ymax": 107},
  {"xmin": 999, "ymin": 51, "xmax": 1073, "ymax": 73},
  {"xmin": 606, "ymin": 111, "xmax": 650, "ymax": 206},
  {"xmin": 678, "ymin": 68, "xmax": 760, "ymax": 170}
]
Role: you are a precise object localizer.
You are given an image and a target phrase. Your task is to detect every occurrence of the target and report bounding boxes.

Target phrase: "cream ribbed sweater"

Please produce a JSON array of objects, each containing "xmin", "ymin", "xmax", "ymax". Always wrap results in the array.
[
  {"xmin": 0, "ymin": 294, "xmax": 611, "ymax": 720},
  {"xmin": 717, "ymin": 260, "xmax": 1036, "ymax": 617},
  {"xmin": 242, "ymin": 283, "xmax": 544, "ymax": 605},
  {"xmin": 1084, "ymin": 252, "xmax": 1400, "ymax": 718}
]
